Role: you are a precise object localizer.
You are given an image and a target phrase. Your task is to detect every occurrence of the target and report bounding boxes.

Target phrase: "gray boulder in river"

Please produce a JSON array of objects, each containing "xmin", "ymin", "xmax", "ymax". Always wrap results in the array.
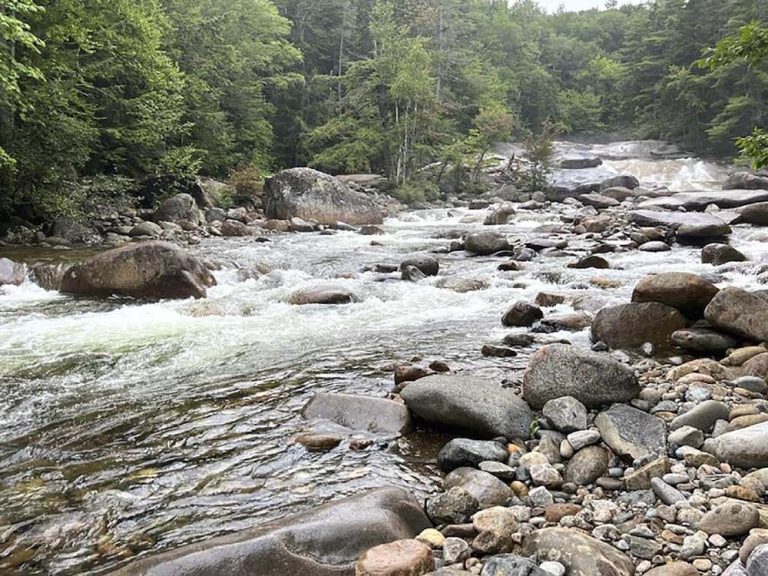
[
  {"xmin": 108, "ymin": 487, "xmax": 430, "ymax": 576},
  {"xmin": 302, "ymin": 392, "xmax": 412, "ymax": 435},
  {"xmin": 400, "ymin": 374, "xmax": 533, "ymax": 440},
  {"xmin": 523, "ymin": 344, "xmax": 639, "ymax": 409},
  {"xmin": 60, "ymin": 241, "xmax": 216, "ymax": 300},
  {"xmin": 264, "ymin": 167, "xmax": 384, "ymax": 225}
]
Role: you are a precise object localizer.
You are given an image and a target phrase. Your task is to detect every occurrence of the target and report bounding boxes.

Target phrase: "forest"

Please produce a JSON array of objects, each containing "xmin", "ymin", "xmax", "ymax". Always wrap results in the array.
[{"xmin": 1, "ymin": 0, "xmax": 767, "ymax": 224}]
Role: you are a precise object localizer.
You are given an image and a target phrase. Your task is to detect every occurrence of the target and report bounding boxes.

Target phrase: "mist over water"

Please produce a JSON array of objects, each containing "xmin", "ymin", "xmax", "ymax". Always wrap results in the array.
[{"xmin": 0, "ymin": 141, "xmax": 762, "ymax": 574}]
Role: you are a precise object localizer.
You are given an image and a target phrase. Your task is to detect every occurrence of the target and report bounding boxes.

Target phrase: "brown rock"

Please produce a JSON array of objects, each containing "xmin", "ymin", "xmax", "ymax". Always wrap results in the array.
[
  {"xmin": 632, "ymin": 272, "xmax": 719, "ymax": 317},
  {"xmin": 356, "ymin": 539, "xmax": 434, "ymax": 576}
]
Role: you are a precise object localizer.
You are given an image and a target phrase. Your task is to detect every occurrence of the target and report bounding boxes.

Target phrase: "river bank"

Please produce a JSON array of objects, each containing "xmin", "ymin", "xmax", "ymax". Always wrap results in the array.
[{"xmin": 3, "ymin": 141, "xmax": 768, "ymax": 575}]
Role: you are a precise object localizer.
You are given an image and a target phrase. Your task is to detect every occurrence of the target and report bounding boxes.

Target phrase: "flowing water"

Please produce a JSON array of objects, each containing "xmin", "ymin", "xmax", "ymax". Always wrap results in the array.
[{"xmin": 1, "ymin": 141, "xmax": 766, "ymax": 574}]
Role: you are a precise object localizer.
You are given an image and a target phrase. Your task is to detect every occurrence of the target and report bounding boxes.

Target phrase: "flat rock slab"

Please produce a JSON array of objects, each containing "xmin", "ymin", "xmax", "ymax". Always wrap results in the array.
[
  {"xmin": 302, "ymin": 393, "xmax": 412, "ymax": 435},
  {"xmin": 521, "ymin": 528, "xmax": 634, "ymax": 576},
  {"xmin": 400, "ymin": 375, "xmax": 533, "ymax": 440},
  {"xmin": 630, "ymin": 210, "xmax": 736, "ymax": 229},
  {"xmin": 109, "ymin": 487, "xmax": 430, "ymax": 576},
  {"xmin": 596, "ymin": 404, "xmax": 667, "ymax": 462},
  {"xmin": 639, "ymin": 189, "xmax": 768, "ymax": 211}
]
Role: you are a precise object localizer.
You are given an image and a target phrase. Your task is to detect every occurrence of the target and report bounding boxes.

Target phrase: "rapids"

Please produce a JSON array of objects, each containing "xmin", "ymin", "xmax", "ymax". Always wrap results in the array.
[{"xmin": 0, "ymin": 141, "xmax": 765, "ymax": 574}]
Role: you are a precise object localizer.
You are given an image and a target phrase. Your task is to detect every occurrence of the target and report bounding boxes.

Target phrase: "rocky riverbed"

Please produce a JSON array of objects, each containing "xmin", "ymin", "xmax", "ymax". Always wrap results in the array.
[{"xmin": 3, "ymin": 142, "xmax": 768, "ymax": 575}]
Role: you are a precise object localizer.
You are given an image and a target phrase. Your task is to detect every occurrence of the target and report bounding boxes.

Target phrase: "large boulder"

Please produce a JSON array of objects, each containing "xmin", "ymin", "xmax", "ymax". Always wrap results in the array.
[
  {"xmin": 521, "ymin": 528, "xmax": 634, "ymax": 576},
  {"xmin": 632, "ymin": 272, "xmax": 719, "ymax": 318},
  {"xmin": 264, "ymin": 168, "xmax": 384, "ymax": 225},
  {"xmin": 639, "ymin": 189, "xmax": 768, "ymax": 211},
  {"xmin": 60, "ymin": 242, "xmax": 216, "ymax": 300},
  {"xmin": 738, "ymin": 202, "xmax": 768, "ymax": 225},
  {"xmin": 302, "ymin": 393, "xmax": 412, "ymax": 435},
  {"xmin": 724, "ymin": 172, "xmax": 768, "ymax": 190},
  {"xmin": 523, "ymin": 344, "xmax": 639, "ymax": 409},
  {"xmin": 704, "ymin": 421, "xmax": 768, "ymax": 468},
  {"xmin": 154, "ymin": 193, "xmax": 201, "ymax": 225},
  {"xmin": 630, "ymin": 210, "xmax": 733, "ymax": 231},
  {"xmin": 0, "ymin": 258, "xmax": 27, "ymax": 286},
  {"xmin": 399, "ymin": 375, "xmax": 533, "ymax": 440},
  {"xmin": 705, "ymin": 288, "xmax": 768, "ymax": 342},
  {"xmin": 591, "ymin": 302, "xmax": 687, "ymax": 351},
  {"xmin": 464, "ymin": 231, "xmax": 510, "ymax": 255},
  {"xmin": 109, "ymin": 488, "xmax": 430, "ymax": 576}
]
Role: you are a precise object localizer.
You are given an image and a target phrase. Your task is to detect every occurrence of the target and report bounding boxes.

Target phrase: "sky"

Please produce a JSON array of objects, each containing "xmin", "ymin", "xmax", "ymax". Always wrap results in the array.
[{"xmin": 533, "ymin": 0, "xmax": 647, "ymax": 12}]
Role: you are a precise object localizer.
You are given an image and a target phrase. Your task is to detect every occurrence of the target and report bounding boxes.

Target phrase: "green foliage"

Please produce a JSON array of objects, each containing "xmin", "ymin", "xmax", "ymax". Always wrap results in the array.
[{"xmin": 515, "ymin": 122, "xmax": 556, "ymax": 194}]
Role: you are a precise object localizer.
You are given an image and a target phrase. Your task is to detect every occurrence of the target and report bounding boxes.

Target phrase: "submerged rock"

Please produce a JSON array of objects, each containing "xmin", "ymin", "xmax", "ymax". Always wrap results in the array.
[
  {"xmin": 523, "ymin": 344, "xmax": 639, "ymax": 409},
  {"xmin": 400, "ymin": 375, "xmax": 533, "ymax": 440},
  {"xmin": 724, "ymin": 172, "xmax": 768, "ymax": 190},
  {"xmin": 111, "ymin": 487, "xmax": 430, "ymax": 576},
  {"xmin": 302, "ymin": 393, "xmax": 412, "ymax": 435},
  {"xmin": 60, "ymin": 241, "xmax": 215, "ymax": 300},
  {"xmin": 264, "ymin": 167, "xmax": 384, "ymax": 225}
]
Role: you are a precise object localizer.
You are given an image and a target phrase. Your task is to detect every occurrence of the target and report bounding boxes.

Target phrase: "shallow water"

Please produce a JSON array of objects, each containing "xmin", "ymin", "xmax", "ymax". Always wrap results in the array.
[{"xmin": 0, "ymin": 141, "xmax": 765, "ymax": 574}]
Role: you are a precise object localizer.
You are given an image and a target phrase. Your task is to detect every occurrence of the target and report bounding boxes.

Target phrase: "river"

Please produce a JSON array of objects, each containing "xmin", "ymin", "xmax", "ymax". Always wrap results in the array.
[{"xmin": 0, "ymin": 141, "xmax": 765, "ymax": 574}]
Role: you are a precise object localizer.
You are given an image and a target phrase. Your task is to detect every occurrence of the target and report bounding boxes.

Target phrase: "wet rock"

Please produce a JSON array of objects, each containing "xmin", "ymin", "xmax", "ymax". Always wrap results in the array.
[
  {"xmin": 295, "ymin": 433, "xmax": 343, "ymax": 451},
  {"xmin": 740, "ymin": 202, "xmax": 768, "ymax": 225},
  {"xmin": 602, "ymin": 186, "xmax": 635, "ymax": 201},
  {"xmin": 360, "ymin": 225, "xmax": 385, "ymax": 235},
  {"xmin": 400, "ymin": 375, "xmax": 533, "ymax": 440},
  {"xmin": 502, "ymin": 302, "xmax": 543, "ymax": 327},
  {"xmin": 437, "ymin": 439, "xmax": 508, "ymax": 472},
  {"xmin": 639, "ymin": 241, "xmax": 671, "ymax": 252},
  {"xmin": 595, "ymin": 404, "xmax": 666, "ymax": 462},
  {"xmin": 357, "ymin": 539, "xmax": 434, "ymax": 576},
  {"xmin": 130, "ymin": 221, "xmax": 163, "ymax": 237},
  {"xmin": 705, "ymin": 287, "xmax": 768, "ymax": 342},
  {"xmin": 642, "ymin": 189, "xmax": 768, "ymax": 211},
  {"xmin": 112, "ymin": 488, "xmax": 430, "ymax": 576},
  {"xmin": 154, "ymin": 193, "xmax": 200, "ymax": 225},
  {"xmin": 678, "ymin": 222, "xmax": 734, "ymax": 240},
  {"xmin": 704, "ymin": 421, "xmax": 768, "ymax": 468},
  {"xmin": 400, "ymin": 255, "xmax": 439, "ymax": 277},
  {"xmin": 542, "ymin": 396, "xmax": 588, "ymax": 433},
  {"xmin": 465, "ymin": 231, "xmax": 510, "ymax": 255},
  {"xmin": 523, "ymin": 344, "xmax": 639, "ymax": 409},
  {"xmin": 632, "ymin": 272, "xmax": 719, "ymax": 317},
  {"xmin": 0, "ymin": 258, "xmax": 27, "ymax": 286},
  {"xmin": 503, "ymin": 334, "xmax": 535, "ymax": 348},
  {"xmin": 481, "ymin": 345, "xmax": 518, "ymax": 358},
  {"xmin": 480, "ymin": 554, "xmax": 548, "ymax": 576},
  {"xmin": 698, "ymin": 503, "xmax": 759, "ymax": 536},
  {"xmin": 567, "ymin": 255, "xmax": 609, "ymax": 269},
  {"xmin": 443, "ymin": 468, "xmax": 512, "ymax": 509},
  {"xmin": 264, "ymin": 168, "xmax": 384, "ymax": 225},
  {"xmin": 29, "ymin": 263, "xmax": 70, "ymax": 291},
  {"xmin": 60, "ymin": 241, "xmax": 216, "ymax": 300},
  {"xmin": 402, "ymin": 266, "xmax": 426, "ymax": 282},
  {"xmin": 592, "ymin": 302, "xmax": 687, "ymax": 351},
  {"xmin": 302, "ymin": 393, "xmax": 412, "ymax": 435},
  {"xmin": 671, "ymin": 328, "xmax": 740, "ymax": 355},
  {"xmin": 520, "ymin": 528, "xmax": 634, "ymax": 576},
  {"xmin": 438, "ymin": 278, "xmax": 490, "ymax": 293},
  {"xmin": 702, "ymin": 243, "xmax": 748, "ymax": 265},
  {"xmin": 484, "ymin": 203, "xmax": 516, "ymax": 225},
  {"xmin": 600, "ymin": 175, "xmax": 639, "ymax": 190},
  {"xmin": 288, "ymin": 284, "xmax": 358, "ymax": 305},
  {"xmin": 725, "ymin": 172, "xmax": 768, "ymax": 190},
  {"xmin": 426, "ymin": 487, "xmax": 479, "ymax": 525},
  {"xmin": 670, "ymin": 400, "xmax": 730, "ymax": 432},
  {"xmin": 564, "ymin": 446, "xmax": 610, "ymax": 485},
  {"xmin": 539, "ymin": 312, "xmax": 592, "ymax": 332},
  {"xmin": 630, "ymin": 209, "xmax": 733, "ymax": 232},
  {"xmin": 394, "ymin": 365, "xmax": 431, "ymax": 386},
  {"xmin": 560, "ymin": 157, "xmax": 602, "ymax": 169}
]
